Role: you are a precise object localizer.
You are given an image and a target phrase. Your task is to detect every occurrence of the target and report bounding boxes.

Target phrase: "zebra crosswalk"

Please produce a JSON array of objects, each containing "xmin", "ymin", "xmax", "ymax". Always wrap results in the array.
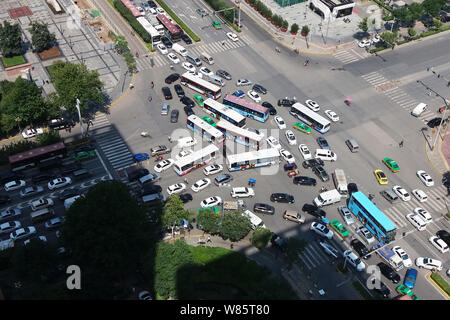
[
  {"xmin": 333, "ymin": 48, "xmax": 369, "ymax": 64},
  {"xmin": 361, "ymin": 72, "xmax": 435, "ymax": 123},
  {"xmin": 298, "ymin": 239, "xmax": 340, "ymax": 270}
]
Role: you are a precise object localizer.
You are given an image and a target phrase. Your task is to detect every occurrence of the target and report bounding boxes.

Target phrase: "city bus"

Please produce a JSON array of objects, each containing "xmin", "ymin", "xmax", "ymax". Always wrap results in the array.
[
  {"xmin": 9, "ymin": 142, "xmax": 67, "ymax": 172},
  {"xmin": 290, "ymin": 103, "xmax": 331, "ymax": 134},
  {"xmin": 348, "ymin": 191, "xmax": 397, "ymax": 244},
  {"xmin": 226, "ymin": 148, "xmax": 280, "ymax": 172},
  {"xmin": 203, "ymin": 98, "xmax": 246, "ymax": 128},
  {"xmin": 186, "ymin": 115, "xmax": 225, "ymax": 146},
  {"xmin": 222, "ymin": 94, "xmax": 269, "ymax": 123},
  {"xmin": 216, "ymin": 119, "xmax": 263, "ymax": 150},
  {"xmin": 173, "ymin": 144, "xmax": 219, "ymax": 176},
  {"xmin": 156, "ymin": 14, "xmax": 182, "ymax": 42},
  {"xmin": 180, "ymin": 72, "xmax": 222, "ymax": 100},
  {"xmin": 136, "ymin": 16, "xmax": 161, "ymax": 44}
]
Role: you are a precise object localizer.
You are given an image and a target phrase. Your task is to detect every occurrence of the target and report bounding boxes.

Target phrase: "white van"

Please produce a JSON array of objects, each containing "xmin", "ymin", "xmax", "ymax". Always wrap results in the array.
[
  {"xmin": 242, "ymin": 210, "xmax": 266, "ymax": 230},
  {"xmin": 411, "ymin": 103, "xmax": 427, "ymax": 117},
  {"xmin": 154, "ymin": 24, "xmax": 165, "ymax": 36},
  {"xmin": 315, "ymin": 149, "xmax": 337, "ymax": 161},
  {"xmin": 172, "ymin": 43, "xmax": 187, "ymax": 57},
  {"xmin": 177, "ymin": 136, "xmax": 197, "ymax": 148},
  {"xmin": 201, "ymin": 52, "xmax": 214, "ymax": 65},
  {"xmin": 208, "ymin": 74, "xmax": 225, "ymax": 87},
  {"xmin": 64, "ymin": 195, "xmax": 82, "ymax": 210},
  {"xmin": 332, "ymin": 169, "xmax": 348, "ymax": 195},
  {"xmin": 314, "ymin": 189, "xmax": 341, "ymax": 207}
]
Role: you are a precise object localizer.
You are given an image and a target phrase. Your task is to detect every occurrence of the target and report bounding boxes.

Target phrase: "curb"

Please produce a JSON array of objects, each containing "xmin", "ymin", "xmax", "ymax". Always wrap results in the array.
[
  {"xmin": 425, "ymin": 271, "xmax": 450, "ymax": 300},
  {"xmin": 425, "ymin": 139, "xmax": 446, "ymax": 175}
]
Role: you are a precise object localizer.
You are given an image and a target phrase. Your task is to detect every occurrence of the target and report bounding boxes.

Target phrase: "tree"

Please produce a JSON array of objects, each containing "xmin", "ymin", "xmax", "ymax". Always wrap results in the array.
[
  {"xmin": 301, "ymin": 25, "xmax": 310, "ymax": 37},
  {"xmin": 282, "ymin": 19, "xmax": 289, "ymax": 30},
  {"xmin": 251, "ymin": 227, "xmax": 272, "ymax": 249},
  {"xmin": 0, "ymin": 21, "xmax": 23, "ymax": 57},
  {"xmin": 161, "ymin": 195, "xmax": 192, "ymax": 232},
  {"xmin": 422, "ymin": 0, "xmax": 444, "ymax": 17},
  {"xmin": 29, "ymin": 21, "xmax": 56, "ymax": 53},
  {"xmin": 392, "ymin": 7, "xmax": 411, "ymax": 26},
  {"xmin": 433, "ymin": 18, "xmax": 443, "ymax": 29},
  {"xmin": 49, "ymin": 61, "xmax": 104, "ymax": 114},
  {"xmin": 112, "ymin": 34, "xmax": 129, "ymax": 54},
  {"xmin": 60, "ymin": 181, "xmax": 153, "ymax": 279},
  {"xmin": 380, "ymin": 31, "xmax": 397, "ymax": 48},
  {"xmin": 407, "ymin": 2, "xmax": 424, "ymax": 23},
  {"xmin": 290, "ymin": 23, "xmax": 299, "ymax": 34},
  {"xmin": 219, "ymin": 210, "xmax": 252, "ymax": 242},
  {"xmin": 197, "ymin": 208, "xmax": 221, "ymax": 234},
  {"xmin": 358, "ymin": 17, "xmax": 369, "ymax": 33}
]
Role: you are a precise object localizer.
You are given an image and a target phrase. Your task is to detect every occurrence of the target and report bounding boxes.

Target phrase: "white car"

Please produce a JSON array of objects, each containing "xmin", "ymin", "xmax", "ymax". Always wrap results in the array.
[
  {"xmin": 280, "ymin": 149, "xmax": 295, "ymax": 164},
  {"xmin": 226, "ymin": 32, "xmax": 238, "ymax": 42},
  {"xmin": 175, "ymin": 150, "xmax": 192, "ymax": 160},
  {"xmin": 356, "ymin": 226, "xmax": 375, "ymax": 245},
  {"xmin": 343, "ymin": 250, "xmax": 366, "ymax": 272},
  {"xmin": 31, "ymin": 198, "xmax": 54, "ymax": 211},
  {"xmin": 298, "ymin": 144, "xmax": 312, "ymax": 160},
  {"xmin": 284, "ymin": 130, "xmax": 297, "ymax": 145},
  {"xmin": 9, "ymin": 226, "xmax": 36, "ymax": 241},
  {"xmin": 136, "ymin": 6, "xmax": 144, "ymax": 14},
  {"xmin": 156, "ymin": 43, "xmax": 168, "ymax": 55},
  {"xmin": 191, "ymin": 178, "xmax": 211, "ymax": 192},
  {"xmin": 201, "ymin": 196, "xmax": 222, "ymax": 208},
  {"xmin": 392, "ymin": 185, "xmax": 411, "ymax": 201},
  {"xmin": 406, "ymin": 213, "xmax": 427, "ymax": 231},
  {"xmin": 230, "ymin": 187, "xmax": 255, "ymax": 198},
  {"xmin": 429, "ymin": 236, "xmax": 449, "ymax": 253},
  {"xmin": 4, "ymin": 180, "xmax": 26, "ymax": 192},
  {"xmin": 412, "ymin": 189, "xmax": 427, "ymax": 202},
  {"xmin": 149, "ymin": 8, "xmax": 157, "ymax": 15},
  {"xmin": 167, "ymin": 52, "xmax": 180, "ymax": 64},
  {"xmin": 416, "ymin": 170, "xmax": 434, "ymax": 187},
  {"xmin": 339, "ymin": 206, "xmax": 355, "ymax": 225},
  {"xmin": 203, "ymin": 164, "xmax": 223, "ymax": 176},
  {"xmin": 358, "ymin": 39, "xmax": 371, "ymax": 48},
  {"xmin": 413, "ymin": 207, "xmax": 432, "ymax": 224},
  {"xmin": 266, "ymin": 136, "xmax": 281, "ymax": 149},
  {"xmin": 274, "ymin": 116, "xmax": 286, "ymax": 129},
  {"xmin": 305, "ymin": 99, "xmax": 320, "ymax": 112},
  {"xmin": 0, "ymin": 221, "xmax": 21, "ymax": 234},
  {"xmin": 392, "ymin": 246, "xmax": 412, "ymax": 267},
  {"xmin": 247, "ymin": 90, "xmax": 261, "ymax": 103},
  {"xmin": 415, "ymin": 257, "xmax": 443, "ymax": 271},
  {"xmin": 154, "ymin": 159, "xmax": 175, "ymax": 172},
  {"xmin": 199, "ymin": 67, "xmax": 214, "ymax": 77},
  {"xmin": 167, "ymin": 183, "xmax": 186, "ymax": 195},
  {"xmin": 22, "ymin": 128, "xmax": 44, "ymax": 139},
  {"xmin": 156, "ymin": 8, "xmax": 165, "ymax": 14},
  {"xmin": 324, "ymin": 110, "xmax": 339, "ymax": 122},
  {"xmin": 372, "ymin": 34, "xmax": 381, "ymax": 43},
  {"xmin": 310, "ymin": 222, "xmax": 333, "ymax": 239},
  {"xmin": 182, "ymin": 62, "xmax": 196, "ymax": 72},
  {"xmin": 187, "ymin": 70, "xmax": 203, "ymax": 79},
  {"xmin": 48, "ymin": 177, "xmax": 72, "ymax": 190}
]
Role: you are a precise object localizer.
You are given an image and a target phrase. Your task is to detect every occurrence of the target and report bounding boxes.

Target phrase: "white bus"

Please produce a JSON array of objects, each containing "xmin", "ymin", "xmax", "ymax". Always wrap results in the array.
[
  {"xmin": 226, "ymin": 148, "xmax": 280, "ymax": 172},
  {"xmin": 186, "ymin": 115, "xmax": 225, "ymax": 145},
  {"xmin": 137, "ymin": 16, "xmax": 161, "ymax": 44},
  {"xmin": 216, "ymin": 119, "xmax": 263, "ymax": 150},
  {"xmin": 180, "ymin": 72, "xmax": 222, "ymax": 100},
  {"xmin": 290, "ymin": 103, "xmax": 331, "ymax": 134},
  {"xmin": 203, "ymin": 98, "xmax": 246, "ymax": 128},
  {"xmin": 173, "ymin": 144, "xmax": 219, "ymax": 176}
]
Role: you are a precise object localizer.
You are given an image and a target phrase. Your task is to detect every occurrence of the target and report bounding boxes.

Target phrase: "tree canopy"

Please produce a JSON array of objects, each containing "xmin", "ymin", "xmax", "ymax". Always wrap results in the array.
[
  {"xmin": 161, "ymin": 195, "xmax": 192, "ymax": 229},
  {"xmin": 197, "ymin": 208, "xmax": 221, "ymax": 234},
  {"xmin": 0, "ymin": 21, "xmax": 23, "ymax": 57},
  {"xmin": 251, "ymin": 227, "xmax": 272, "ymax": 249},
  {"xmin": 219, "ymin": 211, "xmax": 252, "ymax": 242},
  {"xmin": 358, "ymin": 17, "xmax": 369, "ymax": 33},
  {"xmin": 29, "ymin": 21, "xmax": 56, "ymax": 53}
]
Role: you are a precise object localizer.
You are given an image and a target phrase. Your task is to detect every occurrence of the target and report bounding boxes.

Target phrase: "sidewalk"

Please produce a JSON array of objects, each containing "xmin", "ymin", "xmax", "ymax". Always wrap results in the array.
[{"xmin": 425, "ymin": 131, "xmax": 450, "ymax": 175}]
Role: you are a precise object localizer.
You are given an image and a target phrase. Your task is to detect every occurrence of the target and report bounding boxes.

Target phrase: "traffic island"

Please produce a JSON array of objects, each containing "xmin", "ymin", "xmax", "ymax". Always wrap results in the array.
[{"xmin": 427, "ymin": 272, "xmax": 450, "ymax": 299}]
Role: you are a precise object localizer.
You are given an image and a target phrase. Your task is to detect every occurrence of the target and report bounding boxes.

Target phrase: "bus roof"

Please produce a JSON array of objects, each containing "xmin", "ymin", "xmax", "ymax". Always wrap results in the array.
[
  {"xmin": 352, "ymin": 191, "xmax": 396, "ymax": 231},
  {"xmin": 173, "ymin": 144, "xmax": 219, "ymax": 168},
  {"xmin": 181, "ymin": 72, "xmax": 221, "ymax": 92},
  {"xmin": 120, "ymin": 0, "xmax": 141, "ymax": 17},
  {"xmin": 226, "ymin": 148, "xmax": 280, "ymax": 164},
  {"xmin": 216, "ymin": 119, "xmax": 263, "ymax": 142},
  {"xmin": 291, "ymin": 103, "xmax": 331, "ymax": 126},
  {"xmin": 187, "ymin": 115, "xmax": 223, "ymax": 138},
  {"xmin": 136, "ymin": 16, "xmax": 159, "ymax": 37},
  {"xmin": 223, "ymin": 94, "xmax": 268, "ymax": 114},
  {"xmin": 204, "ymin": 98, "xmax": 245, "ymax": 123},
  {"xmin": 9, "ymin": 142, "xmax": 66, "ymax": 164},
  {"xmin": 156, "ymin": 14, "xmax": 179, "ymax": 35}
]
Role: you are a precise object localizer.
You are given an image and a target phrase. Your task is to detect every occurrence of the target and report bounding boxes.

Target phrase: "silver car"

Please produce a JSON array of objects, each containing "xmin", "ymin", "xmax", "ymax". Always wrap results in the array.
[
  {"xmin": 161, "ymin": 103, "xmax": 170, "ymax": 115},
  {"xmin": 19, "ymin": 185, "xmax": 44, "ymax": 198},
  {"xmin": 338, "ymin": 206, "xmax": 355, "ymax": 225},
  {"xmin": 236, "ymin": 78, "xmax": 252, "ymax": 86}
]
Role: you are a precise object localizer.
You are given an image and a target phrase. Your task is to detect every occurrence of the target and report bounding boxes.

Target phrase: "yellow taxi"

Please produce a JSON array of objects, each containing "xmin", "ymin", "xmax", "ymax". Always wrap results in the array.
[{"xmin": 374, "ymin": 169, "xmax": 388, "ymax": 185}]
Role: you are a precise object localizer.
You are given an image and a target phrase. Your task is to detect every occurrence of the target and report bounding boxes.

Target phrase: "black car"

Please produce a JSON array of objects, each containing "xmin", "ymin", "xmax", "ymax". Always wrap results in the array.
[
  {"xmin": 368, "ymin": 277, "xmax": 391, "ymax": 298},
  {"xmin": 216, "ymin": 69, "xmax": 232, "ymax": 80},
  {"xmin": 214, "ymin": 174, "xmax": 233, "ymax": 186},
  {"xmin": 312, "ymin": 165, "xmax": 329, "ymax": 182},
  {"xmin": 271, "ymin": 233, "xmax": 288, "ymax": 252},
  {"xmin": 181, "ymin": 34, "xmax": 192, "ymax": 44},
  {"xmin": 180, "ymin": 96, "xmax": 195, "ymax": 108},
  {"xmin": 439, "ymin": 9, "xmax": 450, "ymax": 22},
  {"xmin": 174, "ymin": 84, "xmax": 185, "ymax": 97},
  {"xmin": 141, "ymin": 184, "xmax": 163, "ymax": 196},
  {"xmin": 347, "ymin": 182, "xmax": 358, "ymax": 195},
  {"xmin": 253, "ymin": 203, "xmax": 275, "ymax": 215},
  {"xmin": 262, "ymin": 101, "xmax": 276, "ymax": 115},
  {"xmin": 436, "ymin": 230, "xmax": 450, "ymax": 246},
  {"xmin": 179, "ymin": 193, "xmax": 193, "ymax": 203},
  {"xmin": 165, "ymin": 73, "xmax": 180, "ymax": 84},
  {"xmin": 0, "ymin": 194, "xmax": 11, "ymax": 205},
  {"xmin": 270, "ymin": 193, "xmax": 294, "ymax": 203},
  {"xmin": 147, "ymin": 0, "xmax": 157, "ymax": 8},
  {"xmin": 32, "ymin": 173, "xmax": 54, "ymax": 184},
  {"xmin": 302, "ymin": 158, "xmax": 324, "ymax": 169},
  {"xmin": 60, "ymin": 163, "xmax": 82, "ymax": 176},
  {"xmin": 302, "ymin": 203, "xmax": 326, "ymax": 218},
  {"xmin": 442, "ymin": 171, "xmax": 450, "ymax": 185},
  {"xmin": 377, "ymin": 262, "xmax": 401, "ymax": 284},
  {"xmin": 170, "ymin": 109, "xmax": 179, "ymax": 123},
  {"xmin": 293, "ymin": 176, "xmax": 317, "ymax": 186},
  {"xmin": 184, "ymin": 106, "xmax": 194, "ymax": 116},
  {"xmin": 161, "ymin": 36, "xmax": 173, "ymax": 48},
  {"xmin": 162, "ymin": 87, "xmax": 172, "ymax": 100},
  {"xmin": 277, "ymin": 98, "xmax": 296, "ymax": 107},
  {"xmin": 350, "ymin": 239, "xmax": 371, "ymax": 259},
  {"xmin": 58, "ymin": 188, "xmax": 81, "ymax": 201},
  {"xmin": 128, "ymin": 168, "xmax": 149, "ymax": 182},
  {"xmin": 316, "ymin": 137, "xmax": 330, "ymax": 150},
  {"xmin": 427, "ymin": 117, "xmax": 442, "ymax": 128},
  {"xmin": 252, "ymin": 84, "xmax": 267, "ymax": 94}
]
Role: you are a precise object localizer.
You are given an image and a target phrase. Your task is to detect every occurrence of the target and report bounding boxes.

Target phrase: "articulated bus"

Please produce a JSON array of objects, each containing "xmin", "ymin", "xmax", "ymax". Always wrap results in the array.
[
  {"xmin": 348, "ymin": 191, "xmax": 397, "ymax": 244},
  {"xmin": 180, "ymin": 72, "xmax": 221, "ymax": 100},
  {"xmin": 156, "ymin": 14, "xmax": 182, "ymax": 42},
  {"xmin": 290, "ymin": 103, "xmax": 331, "ymax": 134},
  {"xmin": 222, "ymin": 94, "xmax": 269, "ymax": 123},
  {"xmin": 216, "ymin": 119, "xmax": 263, "ymax": 150},
  {"xmin": 136, "ymin": 16, "xmax": 161, "ymax": 44},
  {"xmin": 226, "ymin": 148, "xmax": 280, "ymax": 172},
  {"xmin": 186, "ymin": 115, "xmax": 225, "ymax": 146},
  {"xmin": 173, "ymin": 144, "xmax": 219, "ymax": 176},
  {"xmin": 203, "ymin": 98, "xmax": 246, "ymax": 128}
]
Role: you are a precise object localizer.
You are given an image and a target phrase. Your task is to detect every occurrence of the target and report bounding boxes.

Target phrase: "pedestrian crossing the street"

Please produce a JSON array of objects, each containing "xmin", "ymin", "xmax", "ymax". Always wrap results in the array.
[
  {"xmin": 333, "ymin": 48, "xmax": 369, "ymax": 64},
  {"xmin": 298, "ymin": 239, "xmax": 340, "ymax": 270},
  {"xmin": 93, "ymin": 128, "xmax": 135, "ymax": 171}
]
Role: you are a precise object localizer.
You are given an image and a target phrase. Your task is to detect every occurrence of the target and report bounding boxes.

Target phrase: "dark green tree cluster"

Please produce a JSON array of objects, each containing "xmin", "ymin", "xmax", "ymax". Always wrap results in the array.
[
  {"xmin": 29, "ymin": 21, "xmax": 56, "ymax": 53},
  {"xmin": 198, "ymin": 210, "xmax": 252, "ymax": 242},
  {"xmin": 290, "ymin": 23, "xmax": 299, "ymax": 34},
  {"xmin": 391, "ymin": 0, "xmax": 448, "ymax": 27},
  {"xmin": 111, "ymin": 33, "xmax": 136, "ymax": 71},
  {"xmin": 251, "ymin": 227, "xmax": 272, "ymax": 249},
  {"xmin": 161, "ymin": 195, "xmax": 193, "ymax": 231},
  {"xmin": 0, "ymin": 21, "xmax": 23, "ymax": 57}
]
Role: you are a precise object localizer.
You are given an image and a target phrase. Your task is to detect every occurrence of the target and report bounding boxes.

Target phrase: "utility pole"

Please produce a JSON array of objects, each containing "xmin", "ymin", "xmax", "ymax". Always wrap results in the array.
[{"xmin": 75, "ymin": 98, "xmax": 84, "ymax": 137}]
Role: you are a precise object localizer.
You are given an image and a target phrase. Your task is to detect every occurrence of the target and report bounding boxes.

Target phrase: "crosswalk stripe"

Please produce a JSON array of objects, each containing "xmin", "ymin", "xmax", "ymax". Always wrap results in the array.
[
  {"xmin": 303, "ymin": 244, "xmax": 325, "ymax": 265},
  {"xmin": 364, "ymin": 74, "xmax": 384, "ymax": 81},
  {"xmin": 386, "ymin": 207, "xmax": 407, "ymax": 228},
  {"xmin": 362, "ymin": 71, "xmax": 379, "ymax": 77},
  {"xmin": 390, "ymin": 92, "xmax": 407, "ymax": 100},
  {"xmin": 103, "ymin": 148, "xmax": 132, "ymax": 159},
  {"xmin": 298, "ymin": 252, "xmax": 315, "ymax": 270}
]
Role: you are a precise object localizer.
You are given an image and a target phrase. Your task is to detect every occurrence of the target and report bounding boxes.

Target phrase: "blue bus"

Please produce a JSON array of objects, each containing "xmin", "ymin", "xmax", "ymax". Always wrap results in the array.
[
  {"xmin": 348, "ymin": 191, "xmax": 396, "ymax": 244},
  {"xmin": 223, "ymin": 94, "xmax": 269, "ymax": 123}
]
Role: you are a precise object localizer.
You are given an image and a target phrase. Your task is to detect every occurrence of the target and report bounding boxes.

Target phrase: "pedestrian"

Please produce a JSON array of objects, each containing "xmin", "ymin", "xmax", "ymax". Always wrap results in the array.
[
  {"xmin": 222, "ymin": 41, "xmax": 225, "ymax": 46},
  {"xmin": 399, "ymin": 140, "xmax": 404, "ymax": 148},
  {"xmin": 230, "ymin": 243, "xmax": 234, "ymax": 249},
  {"xmin": 207, "ymin": 236, "xmax": 211, "ymax": 243},
  {"xmin": 168, "ymin": 135, "xmax": 172, "ymax": 143},
  {"xmin": 184, "ymin": 177, "xmax": 189, "ymax": 184},
  {"xmin": 129, "ymin": 83, "xmax": 134, "ymax": 89}
]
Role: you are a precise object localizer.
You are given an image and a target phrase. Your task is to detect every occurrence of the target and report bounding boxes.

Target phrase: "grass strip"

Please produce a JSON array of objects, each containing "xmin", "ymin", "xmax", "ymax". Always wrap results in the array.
[{"xmin": 430, "ymin": 273, "xmax": 450, "ymax": 296}]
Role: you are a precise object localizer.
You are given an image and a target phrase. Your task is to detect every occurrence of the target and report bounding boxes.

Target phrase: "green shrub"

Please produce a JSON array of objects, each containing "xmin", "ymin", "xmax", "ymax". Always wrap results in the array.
[
  {"xmin": 282, "ymin": 19, "xmax": 289, "ymax": 30},
  {"xmin": 290, "ymin": 23, "xmax": 299, "ymax": 33},
  {"xmin": 251, "ymin": 227, "xmax": 272, "ymax": 249},
  {"xmin": 113, "ymin": 0, "xmax": 151, "ymax": 43},
  {"xmin": 36, "ymin": 130, "xmax": 61, "ymax": 146},
  {"xmin": 1, "ymin": 55, "xmax": 26, "ymax": 68},
  {"xmin": 408, "ymin": 27, "xmax": 417, "ymax": 37},
  {"xmin": 430, "ymin": 273, "xmax": 450, "ymax": 295}
]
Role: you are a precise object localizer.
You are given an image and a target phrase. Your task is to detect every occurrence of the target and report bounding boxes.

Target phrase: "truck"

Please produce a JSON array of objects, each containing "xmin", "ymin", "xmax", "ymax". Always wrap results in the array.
[
  {"xmin": 223, "ymin": 200, "xmax": 246, "ymax": 211},
  {"xmin": 374, "ymin": 243, "xmax": 404, "ymax": 271},
  {"xmin": 0, "ymin": 239, "xmax": 14, "ymax": 252},
  {"xmin": 314, "ymin": 189, "xmax": 341, "ymax": 207},
  {"xmin": 332, "ymin": 169, "xmax": 348, "ymax": 195}
]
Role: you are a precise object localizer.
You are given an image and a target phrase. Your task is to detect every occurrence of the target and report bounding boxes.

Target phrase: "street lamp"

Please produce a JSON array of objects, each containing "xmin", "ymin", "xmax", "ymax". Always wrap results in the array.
[{"xmin": 75, "ymin": 98, "xmax": 84, "ymax": 137}]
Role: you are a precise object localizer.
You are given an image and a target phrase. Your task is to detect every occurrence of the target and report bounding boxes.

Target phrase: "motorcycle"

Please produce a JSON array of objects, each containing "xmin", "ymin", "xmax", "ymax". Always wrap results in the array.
[
  {"xmin": 344, "ymin": 98, "xmax": 352, "ymax": 106},
  {"xmin": 275, "ymin": 46, "xmax": 281, "ymax": 53},
  {"xmin": 141, "ymin": 131, "xmax": 151, "ymax": 138},
  {"xmin": 304, "ymin": 59, "xmax": 310, "ymax": 67}
]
